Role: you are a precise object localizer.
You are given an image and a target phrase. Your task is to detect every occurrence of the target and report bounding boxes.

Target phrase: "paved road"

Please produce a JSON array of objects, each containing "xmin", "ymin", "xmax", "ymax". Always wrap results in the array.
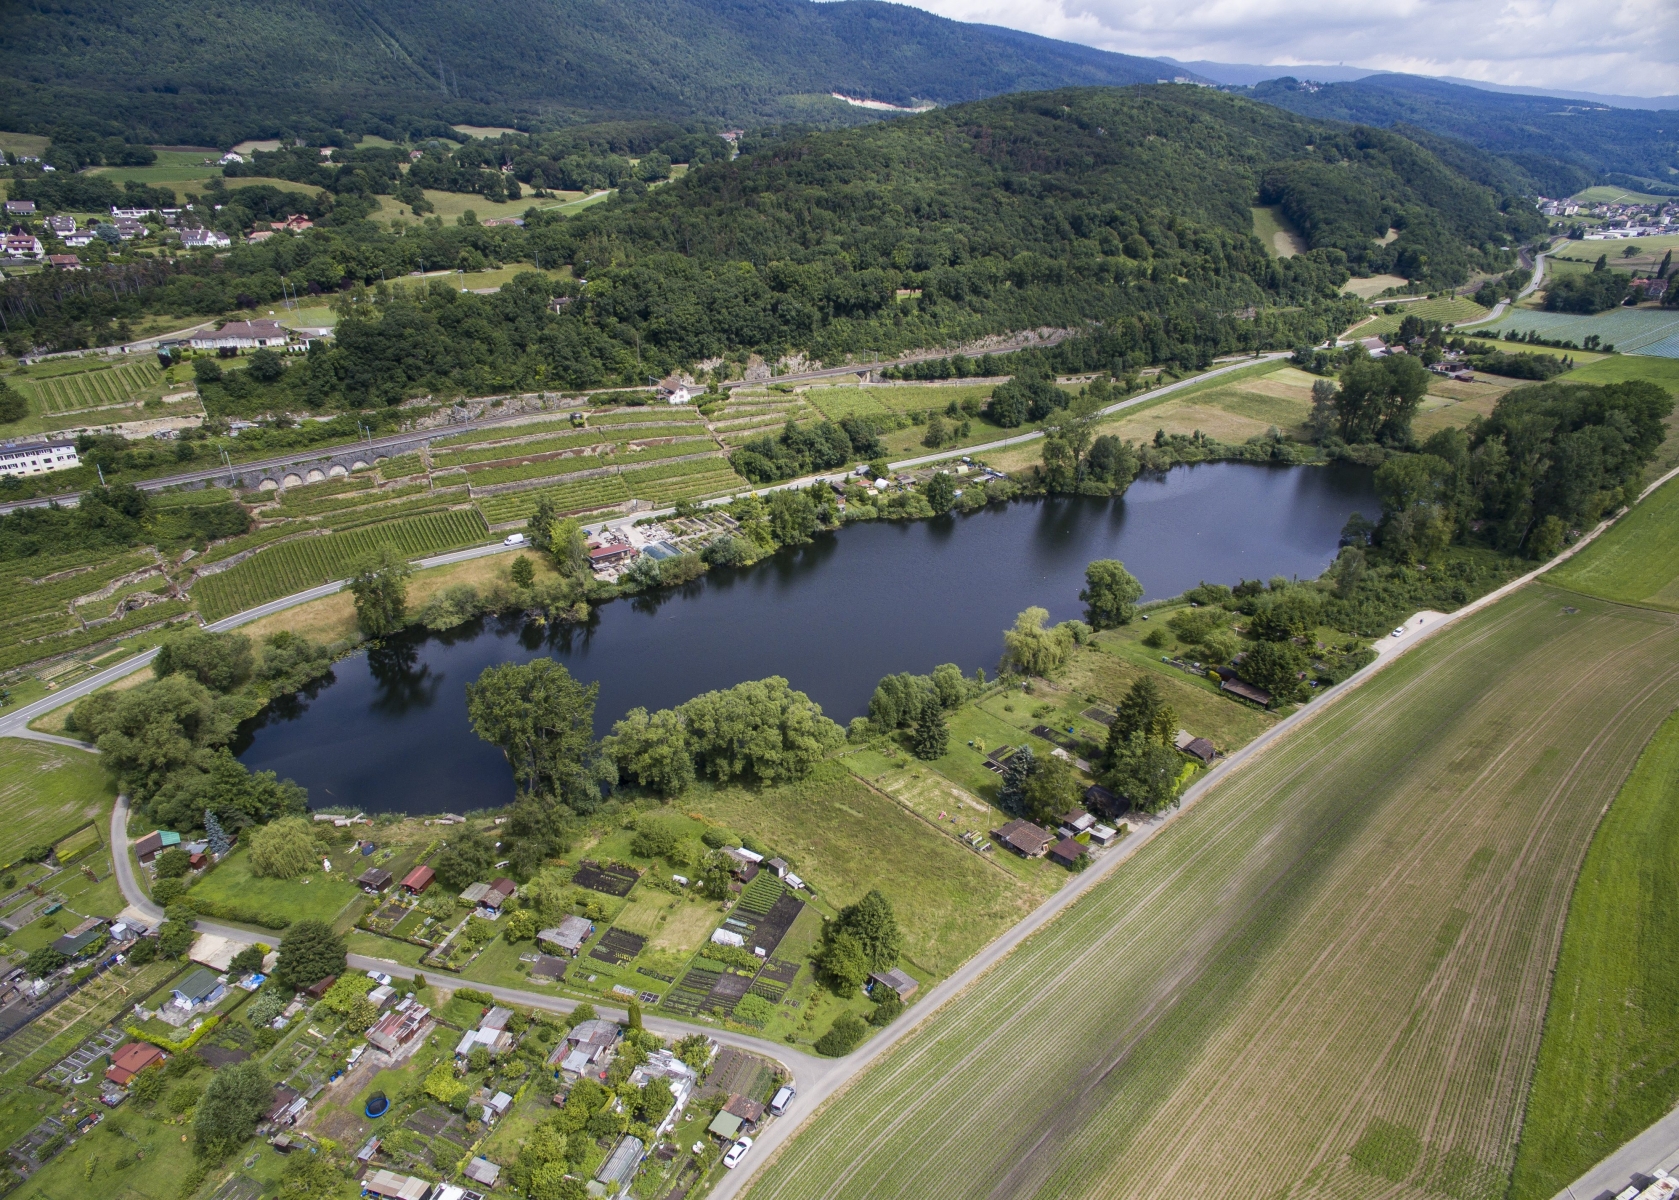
[{"xmin": 1457, "ymin": 240, "xmax": 1556, "ymax": 328}]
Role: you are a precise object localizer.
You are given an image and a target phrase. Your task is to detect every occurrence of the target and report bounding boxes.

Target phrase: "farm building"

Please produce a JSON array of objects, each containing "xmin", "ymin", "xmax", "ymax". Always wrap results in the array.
[
  {"xmin": 400, "ymin": 865, "xmax": 435, "ymax": 894},
  {"xmin": 105, "ymin": 1041, "xmax": 164, "ymax": 1086},
  {"xmin": 465, "ymin": 1156, "xmax": 501, "ymax": 1185},
  {"xmin": 1219, "ymin": 677, "xmax": 1273, "ymax": 708},
  {"xmin": 724, "ymin": 1094, "xmax": 766, "ymax": 1128},
  {"xmin": 531, "ymin": 955, "xmax": 567, "ymax": 980},
  {"xmin": 136, "ymin": 830, "xmax": 182, "ymax": 863},
  {"xmin": 480, "ymin": 878, "xmax": 516, "ymax": 912},
  {"xmin": 52, "ymin": 919, "xmax": 107, "ymax": 958},
  {"xmin": 1048, "ymin": 838, "xmax": 1085, "ymax": 868},
  {"xmin": 868, "ymin": 968, "xmax": 919, "ymax": 1001},
  {"xmin": 1058, "ymin": 810, "xmax": 1096, "ymax": 834},
  {"xmin": 459, "ymin": 882, "xmax": 492, "ymax": 905},
  {"xmin": 992, "ymin": 819, "xmax": 1053, "ymax": 858},
  {"xmin": 538, "ymin": 916, "xmax": 594, "ymax": 956},
  {"xmin": 1174, "ymin": 730, "xmax": 1218, "ymax": 764},
  {"xmin": 305, "ymin": 975, "xmax": 337, "ymax": 1000}
]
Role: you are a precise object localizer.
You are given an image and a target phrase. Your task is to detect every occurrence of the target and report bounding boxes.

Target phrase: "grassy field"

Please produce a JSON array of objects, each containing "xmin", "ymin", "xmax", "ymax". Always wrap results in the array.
[
  {"xmin": 1549, "ymin": 477, "xmax": 1679, "ymax": 611},
  {"xmin": 744, "ymin": 584, "xmax": 1679, "ymax": 1200},
  {"xmin": 1341, "ymin": 273, "xmax": 1410, "ymax": 299},
  {"xmin": 0, "ymin": 741, "xmax": 113, "ymax": 867},
  {"xmin": 1250, "ymin": 205, "xmax": 1306, "ymax": 257},
  {"xmin": 1510, "ymin": 707, "xmax": 1679, "ymax": 1197},
  {"xmin": 187, "ymin": 847, "xmax": 360, "ymax": 928},
  {"xmin": 1359, "ymin": 295, "xmax": 1490, "ymax": 336},
  {"xmin": 689, "ymin": 760, "xmax": 1039, "ymax": 979}
]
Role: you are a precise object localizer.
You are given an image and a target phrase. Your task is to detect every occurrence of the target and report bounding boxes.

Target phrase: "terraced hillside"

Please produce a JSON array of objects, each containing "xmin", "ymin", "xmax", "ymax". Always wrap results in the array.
[{"xmin": 746, "ymin": 584, "xmax": 1679, "ymax": 1200}]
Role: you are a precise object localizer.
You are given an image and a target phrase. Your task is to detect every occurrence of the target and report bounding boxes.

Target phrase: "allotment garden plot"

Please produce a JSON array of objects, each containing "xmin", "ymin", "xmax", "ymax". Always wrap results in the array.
[{"xmin": 745, "ymin": 585, "xmax": 1679, "ymax": 1200}]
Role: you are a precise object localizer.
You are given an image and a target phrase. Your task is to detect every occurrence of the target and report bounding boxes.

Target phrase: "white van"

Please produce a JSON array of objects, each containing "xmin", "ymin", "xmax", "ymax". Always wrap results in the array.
[
  {"xmin": 503, "ymin": 532, "xmax": 527, "ymax": 547},
  {"xmin": 769, "ymin": 1085, "xmax": 795, "ymax": 1116}
]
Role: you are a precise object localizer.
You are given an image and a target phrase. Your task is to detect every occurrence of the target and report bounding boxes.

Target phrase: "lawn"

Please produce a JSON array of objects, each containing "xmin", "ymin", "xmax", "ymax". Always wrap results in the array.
[
  {"xmin": 0, "ymin": 740, "xmax": 114, "ymax": 868},
  {"xmin": 744, "ymin": 584, "xmax": 1679, "ymax": 1200},
  {"xmin": 690, "ymin": 761, "xmax": 1039, "ymax": 980},
  {"xmin": 187, "ymin": 847, "xmax": 361, "ymax": 929},
  {"xmin": 1510, "ymin": 707, "xmax": 1679, "ymax": 1198},
  {"xmin": 1549, "ymin": 476, "xmax": 1679, "ymax": 611},
  {"xmin": 1340, "ymin": 273, "xmax": 1410, "ymax": 299}
]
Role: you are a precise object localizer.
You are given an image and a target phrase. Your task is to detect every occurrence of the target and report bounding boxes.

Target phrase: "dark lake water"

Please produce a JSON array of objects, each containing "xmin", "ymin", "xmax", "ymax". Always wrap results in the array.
[{"xmin": 235, "ymin": 461, "xmax": 1377, "ymax": 814}]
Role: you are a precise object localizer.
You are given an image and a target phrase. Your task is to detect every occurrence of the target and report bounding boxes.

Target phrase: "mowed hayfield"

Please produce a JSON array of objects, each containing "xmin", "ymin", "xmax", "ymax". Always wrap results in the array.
[
  {"xmin": 1509, "ymin": 707, "xmax": 1679, "ymax": 1198},
  {"xmin": 0, "ymin": 741, "xmax": 113, "ymax": 866},
  {"xmin": 1549, "ymin": 477, "xmax": 1679, "ymax": 612},
  {"xmin": 745, "ymin": 585, "xmax": 1679, "ymax": 1200}
]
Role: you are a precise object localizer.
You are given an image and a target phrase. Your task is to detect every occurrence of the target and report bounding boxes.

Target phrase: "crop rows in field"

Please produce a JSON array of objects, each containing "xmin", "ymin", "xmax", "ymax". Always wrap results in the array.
[
  {"xmin": 152, "ymin": 487, "xmax": 237, "ymax": 509},
  {"xmin": 464, "ymin": 440, "xmax": 716, "ymax": 489},
  {"xmin": 326, "ymin": 494, "xmax": 468, "ymax": 532},
  {"xmin": 585, "ymin": 407, "xmax": 707, "ymax": 426},
  {"xmin": 254, "ymin": 478, "xmax": 380, "ymax": 516},
  {"xmin": 263, "ymin": 481, "xmax": 426, "ymax": 520},
  {"xmin": 377, "ymin": 453, "xmax": 424, "ymax": 478},
  {"xmin": 476, "ymin": 475, "xmax": 631, "ymax": 524},
  {"xmin": 0, "ymin": 600, "xmax": 193, "ymax": 672},
  {"xmin": 642, "ymin": 465, "xmax": 749, "ymax": 506},
  {"xmin": 749, "ymin": 586, "xmax": 1679, "ymax": 1200},
  {"xmin": 0, "ymin": 552, "xmax": 155, "ymax": 629},
  {"xmin": 25, "ymin": 361, "xmax": 162, "ymax": 414},
  {"xmin": 1549, "ymin": 475, "xmax": 1679, "ymax": 612},
  {"xmin": 191, "ymin": 509, "xmax": 487, "ymax": 620},
  {"xmin": 433, "ymin": 430, "xmax": 617, "ymax": 467}
]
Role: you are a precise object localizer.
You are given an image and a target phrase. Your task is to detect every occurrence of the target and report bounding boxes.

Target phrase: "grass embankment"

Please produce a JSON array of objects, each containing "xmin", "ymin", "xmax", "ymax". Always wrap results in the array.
[
  {"xmin": 1549, "ymin": 476, "xmax": 1679, "ymax": 612},
  {"xmin": 744, "ymin": 585, "xmax": 1679, "ymax": 1200},
  {"xmin": 0, "ymin": 740, "xmax": 113, "ymax": 867},
  {"xmin": 1510, "ymin": 708, "xmax": 1679, "ymax": 1198}
]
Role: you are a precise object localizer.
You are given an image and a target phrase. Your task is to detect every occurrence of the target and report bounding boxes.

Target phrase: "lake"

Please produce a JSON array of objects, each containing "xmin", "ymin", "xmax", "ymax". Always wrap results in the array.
[{"xmin": 236, "ymin": 461, "xmax": 1378, "ymax": 814}]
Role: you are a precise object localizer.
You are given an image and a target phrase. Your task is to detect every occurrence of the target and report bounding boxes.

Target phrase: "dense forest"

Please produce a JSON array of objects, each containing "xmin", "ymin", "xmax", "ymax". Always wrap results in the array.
[
  {"xmin": 1247, "ymin": 75, "xmax": 1679, "ymax": 196},
  {"xmin": 2, "ymin": 88, "xmax": 1542, "ymax": 405},
  {"xmin": 0, "ymin": 0, "xmax": 1184, "ymax": 145}
]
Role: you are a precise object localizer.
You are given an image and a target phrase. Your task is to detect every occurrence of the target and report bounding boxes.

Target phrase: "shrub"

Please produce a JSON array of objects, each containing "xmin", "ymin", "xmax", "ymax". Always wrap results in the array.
[
  {"xmin": 732, "ymin": 994, "xmax": 775, "ymax": 1025},
  {"xmin": 249, "ymin": 816, "xmax": 320, "ymax": 879},
  {"xmin": 814, "ymin": 1011, "xmax": 869, "ymax": 1056}
]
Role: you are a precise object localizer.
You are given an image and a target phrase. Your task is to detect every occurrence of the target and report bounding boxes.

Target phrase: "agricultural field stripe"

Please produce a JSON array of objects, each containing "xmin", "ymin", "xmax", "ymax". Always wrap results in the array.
[{"xmin": 739, "ymin": 588, "xmax": 1679, "ymax": 1200}]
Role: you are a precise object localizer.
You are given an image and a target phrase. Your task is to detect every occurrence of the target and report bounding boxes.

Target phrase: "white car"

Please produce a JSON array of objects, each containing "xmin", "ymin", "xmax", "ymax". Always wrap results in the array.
[
  {"xmin": 1391, "ymin": 627, "xmax": 1406, "ymax": 638},
  {"xmin": 503, "ymin": 532, "xmax": 527, "ymax": 547},
  {"xmin": 368, "ymin": 971, "xmax": 392, "ymax": 986},
  {"xmin": 723, "ymin": 1137, "xmax": 754, "ymax": 1169}
]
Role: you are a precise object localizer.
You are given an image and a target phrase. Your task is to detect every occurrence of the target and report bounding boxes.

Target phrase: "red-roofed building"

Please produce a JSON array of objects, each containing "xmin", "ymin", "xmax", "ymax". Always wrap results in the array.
[
  {"xmin": 401, "ymin": 865, "xmax": 435, "ymax": 894},
  {"xmin": 106, "ymin": 1041, "xmax": 164, "ymax": 1086}
]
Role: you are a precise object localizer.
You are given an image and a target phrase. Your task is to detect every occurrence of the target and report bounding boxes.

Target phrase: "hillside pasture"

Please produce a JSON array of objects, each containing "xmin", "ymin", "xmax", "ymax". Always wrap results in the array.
[
  {"xmin": 1359, "ymin": 294, "xmax": 1489, "ymax": 336},
  {"xmin": 1250, "ymin": 205, "xmax": 1306, "ymax": 257},
  {"xmin": 1340, "ymin": 273, "xmax": 1409, "ymax": 299},
  {"xmin": 744, "ymin": 585, "xmax": 1679, "ymax": 1200},
  {"xmin": 1549, "ymin": 477, "xmax": 1679, "ymax": 612}
]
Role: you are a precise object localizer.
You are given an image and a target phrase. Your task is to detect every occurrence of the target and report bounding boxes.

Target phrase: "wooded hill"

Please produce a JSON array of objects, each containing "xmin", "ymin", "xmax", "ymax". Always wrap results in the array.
[
  {"xmin": 1246, "ymin": 74, "xmax": 1679, "ymax": 197},
  {"xmin": 1, "ymin": 88, "xmax": 1545, "ymax": 400},
  {"xmin": 0, "ymin": 0, "xmax": 1187, "ymax": 146}
]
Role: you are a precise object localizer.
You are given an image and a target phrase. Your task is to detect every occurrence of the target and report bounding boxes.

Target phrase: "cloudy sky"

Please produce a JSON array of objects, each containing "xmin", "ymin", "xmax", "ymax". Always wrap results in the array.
[{"xmin": 893, "ymin": 0, "xmax": 1678, "ymax": 98}]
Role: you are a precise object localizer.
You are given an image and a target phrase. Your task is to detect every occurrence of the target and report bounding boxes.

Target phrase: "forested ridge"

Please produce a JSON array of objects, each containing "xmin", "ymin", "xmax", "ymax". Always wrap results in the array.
[
  {"xmin": 2, "ymin": 88, "xmax": 1540, "ymax": 406},
  {"xmin": 1247, "ymin": 74, "xmax": 1679, "ymax": 196},
  {"xmin": 0, "ymin": 0, "xmax": 1182, "ymax": 145}
]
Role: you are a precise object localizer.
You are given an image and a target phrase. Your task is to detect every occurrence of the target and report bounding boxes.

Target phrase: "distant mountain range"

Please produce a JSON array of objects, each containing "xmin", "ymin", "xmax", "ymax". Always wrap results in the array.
[
  {"xmin": 1157, "ymin": 58, "xmax": 1679, "ymax": 111},
  {"xmin": 0, "ymin": 0, "xmax": 1204, "ymax": 146}
]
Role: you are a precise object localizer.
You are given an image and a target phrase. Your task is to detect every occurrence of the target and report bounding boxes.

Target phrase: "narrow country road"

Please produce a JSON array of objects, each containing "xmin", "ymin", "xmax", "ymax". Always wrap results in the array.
[{"xmin": 1457, "ymin": 238, "xmax": 1556, "ymax": 328}]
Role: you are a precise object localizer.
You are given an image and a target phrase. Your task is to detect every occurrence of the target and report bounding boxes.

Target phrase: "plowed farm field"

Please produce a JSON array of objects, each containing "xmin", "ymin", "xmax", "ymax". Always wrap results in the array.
[{"xmin": 744, "ymin": 584, "xmax": 1679, "ymax": 1200}]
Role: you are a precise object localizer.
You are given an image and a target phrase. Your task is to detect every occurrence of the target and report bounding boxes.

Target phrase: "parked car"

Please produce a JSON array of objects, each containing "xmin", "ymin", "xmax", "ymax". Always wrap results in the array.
[
  {"xmin": 504, "ymin": 532, "xmax": 527, "ymax": 547},
  {"xmin": 769, "ymin": 1085, "xmax": 795, "ymax": 1116},
  {"xmin": 368, "ymin": 971, "xmax": 392, "ymax": 986},
  {"xmin": 723, "ymin": 1137, "xmax": 754, "ymax": 1169},
  {"xmin": 1391, "ymin": 627, "xmax": 1406, "ymax": 638}
]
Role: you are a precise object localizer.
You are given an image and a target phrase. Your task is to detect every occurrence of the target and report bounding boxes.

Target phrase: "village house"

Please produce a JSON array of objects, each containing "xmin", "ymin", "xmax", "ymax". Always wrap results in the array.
[
  {"xmin": 1, "ymin": 234, "xmax": 43, "ymax": 260},
  {"xmin": 45, "ymin": 215, "xmax": 75, "ymax": 234},
  {"xmin": 4, "ymin": 200, "xmax": 36, "ymax": 215},
  {"xmin": 180, "ymin": 228, "xmax": 232, "ymax": 249},
  {"xmin": 188, "ymin": 318, "xmax": 289, "ymax": 352},
  {"xmin": 656, "ymin": 376, "xmax": 701, "ymax": 404},
  {"xmin": 105, "ymin": 1041, "xmax": 164, "ymax": 1087}
]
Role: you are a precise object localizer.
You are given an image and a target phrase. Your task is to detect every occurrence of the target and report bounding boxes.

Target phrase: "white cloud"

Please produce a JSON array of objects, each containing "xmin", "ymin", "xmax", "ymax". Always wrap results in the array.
[{"xmin": 890, "ymin": 0, "xmax": 1679, "ymax": 98}]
